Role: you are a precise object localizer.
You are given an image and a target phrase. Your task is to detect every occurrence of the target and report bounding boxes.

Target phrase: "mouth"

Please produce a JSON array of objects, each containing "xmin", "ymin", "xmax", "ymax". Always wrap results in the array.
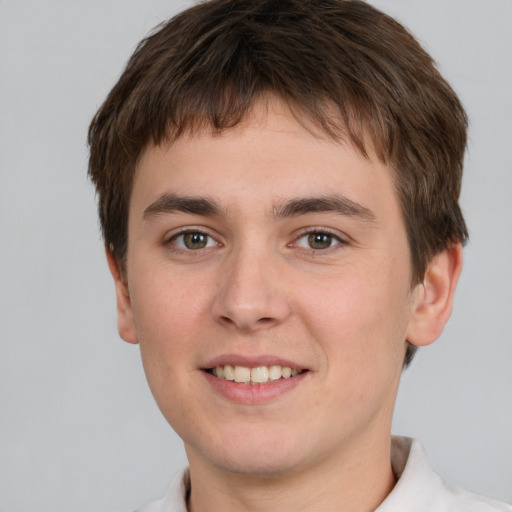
[
  {"xmin": 205, "ymin": 364, "xmax": 306, "ymax": 384},
  {"xmin": 202, "ymin": 358, "xmax": 309, "ymax": 404}
]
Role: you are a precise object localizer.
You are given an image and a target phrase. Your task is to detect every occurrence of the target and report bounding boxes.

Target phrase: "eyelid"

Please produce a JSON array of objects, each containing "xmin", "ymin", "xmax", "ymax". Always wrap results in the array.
[
  {"xmin": 291, "ymin": 227, "xmax": 348, "ymax": 250},
  {"xmin": 164, "ymin": 226, "xmax": 221, "ymax": 251}
]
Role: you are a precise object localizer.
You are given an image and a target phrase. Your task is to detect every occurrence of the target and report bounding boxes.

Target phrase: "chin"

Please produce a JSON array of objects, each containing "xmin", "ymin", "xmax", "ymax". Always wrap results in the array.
[
  {"xmin": 185, "ymin": 425, "xmax": 322, "ymax": 478},
  {"xmin": 212, "ymin": 448, "xmax": 306, "ymax": 478}
]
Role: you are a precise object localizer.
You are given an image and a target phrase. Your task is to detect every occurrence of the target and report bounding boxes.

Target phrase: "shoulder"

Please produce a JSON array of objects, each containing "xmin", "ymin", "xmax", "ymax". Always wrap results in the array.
[
  {"xmin": 380, "ymin": 437, "xmax": 512, "ymax": 512},
  {"xmin": 434, "ymin": 482, "xmax": 512, "ymax": 512},
  {"xmin": 134, "ymin": 467, "xmax": 189, "ymax": 512}
]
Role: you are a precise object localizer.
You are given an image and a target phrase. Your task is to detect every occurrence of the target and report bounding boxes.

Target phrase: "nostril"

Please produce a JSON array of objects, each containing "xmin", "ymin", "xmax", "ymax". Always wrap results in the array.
[{"xmin": 217, "ymin": 314, "xmax": 277, "ymax": 331}]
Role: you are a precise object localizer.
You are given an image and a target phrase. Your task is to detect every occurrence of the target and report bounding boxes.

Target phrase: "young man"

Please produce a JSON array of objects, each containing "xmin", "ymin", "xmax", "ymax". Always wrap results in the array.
[{"xmin": 87, "ymin": 0, "xmax": 511, "ymax": 510}]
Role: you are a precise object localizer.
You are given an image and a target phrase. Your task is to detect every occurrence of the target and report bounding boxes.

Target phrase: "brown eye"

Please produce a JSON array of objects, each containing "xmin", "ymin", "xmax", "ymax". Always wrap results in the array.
[
  {"xmin": 183, "ymin": 232, "xmax": 208, "ymax": 249},
  {"xmin": 294, "ymin": 231, "xmax": 343, "ymax": 250},
  {"xmin": 307, "ymin": 233, "xmax": 333, "ymax": 249},
  {"xmin": 171, "ymin": 231, "xmax": 216, "ymax": 250}
]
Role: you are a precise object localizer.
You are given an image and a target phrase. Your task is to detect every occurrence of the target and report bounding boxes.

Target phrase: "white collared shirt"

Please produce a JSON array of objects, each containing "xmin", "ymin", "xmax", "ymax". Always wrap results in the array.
[{"xmin": 136, "ymin": 437, "xmax": 511, "ymax": 512}]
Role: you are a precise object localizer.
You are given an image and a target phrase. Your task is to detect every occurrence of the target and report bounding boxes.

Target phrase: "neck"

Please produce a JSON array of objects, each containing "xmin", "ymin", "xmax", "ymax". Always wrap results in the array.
[{"xmin": 185, "ymin": 433, "xmax": 397, "ymax": 512}]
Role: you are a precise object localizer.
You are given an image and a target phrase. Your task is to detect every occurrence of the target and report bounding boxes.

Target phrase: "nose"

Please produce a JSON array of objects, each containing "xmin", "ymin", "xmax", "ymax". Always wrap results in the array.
[{"xmin": 212, "ymin": 244, "xmax": 292, "ymax": 332}]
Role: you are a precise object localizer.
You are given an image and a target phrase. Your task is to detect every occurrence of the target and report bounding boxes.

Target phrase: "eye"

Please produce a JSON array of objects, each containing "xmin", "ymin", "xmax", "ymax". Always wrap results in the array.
[
  {"xmin": 170, "ymin": 231, "xmax": 217, "ymax": 250},
  {"xmin": 294, "ymin": 231, "xmax": 343, "ymax": 250}
]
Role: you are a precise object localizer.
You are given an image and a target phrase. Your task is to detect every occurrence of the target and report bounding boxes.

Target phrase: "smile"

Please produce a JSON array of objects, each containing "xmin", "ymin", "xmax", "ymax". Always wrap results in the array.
[{"xmin": 207, "ymin": 365, "xmax": 305, "ymax": 384}]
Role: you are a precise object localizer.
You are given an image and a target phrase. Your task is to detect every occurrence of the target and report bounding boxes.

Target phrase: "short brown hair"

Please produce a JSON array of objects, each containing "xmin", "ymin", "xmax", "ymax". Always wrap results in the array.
[{"xmin": 88, "ymin": 0, "xmax": 468, "ymax": 367}]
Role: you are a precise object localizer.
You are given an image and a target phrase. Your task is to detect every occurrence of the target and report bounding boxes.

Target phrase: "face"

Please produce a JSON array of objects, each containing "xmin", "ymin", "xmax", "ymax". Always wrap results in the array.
[{"xmin": 117, "ymin": 99, "xmax": 423, "ymax": 478}]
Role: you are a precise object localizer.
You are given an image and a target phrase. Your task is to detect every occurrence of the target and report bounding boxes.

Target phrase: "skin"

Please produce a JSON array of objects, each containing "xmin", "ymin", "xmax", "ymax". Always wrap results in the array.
[{"xmin": 108, "ymin": 99, "xmax": 463, "ymax": 512}]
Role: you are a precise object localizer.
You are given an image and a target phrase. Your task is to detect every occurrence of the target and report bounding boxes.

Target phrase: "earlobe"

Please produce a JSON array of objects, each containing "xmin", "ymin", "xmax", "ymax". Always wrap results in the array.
[
  {"xmin": 406, "ymin": 244, "xmax": 463, "ymax": 347},
  {"xmin": 105, "ymin": 248, "xmax": 139, "ymax": 344}
]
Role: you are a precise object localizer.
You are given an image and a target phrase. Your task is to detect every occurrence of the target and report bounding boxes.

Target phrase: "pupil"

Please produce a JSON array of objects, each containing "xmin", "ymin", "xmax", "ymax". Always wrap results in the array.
[
  {"xmin": 309, "ymin": 233, "xmax": 331, "ymax": 249},
  {"xmin": 184, "ymin": 233, "xmax": 207, "ymax": 249}
]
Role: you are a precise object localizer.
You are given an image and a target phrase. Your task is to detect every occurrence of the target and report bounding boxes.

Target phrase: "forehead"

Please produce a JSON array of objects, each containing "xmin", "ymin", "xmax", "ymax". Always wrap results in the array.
[{"xmin": 130, "ymin": 99, "xmax": 399, "ymax": 222}]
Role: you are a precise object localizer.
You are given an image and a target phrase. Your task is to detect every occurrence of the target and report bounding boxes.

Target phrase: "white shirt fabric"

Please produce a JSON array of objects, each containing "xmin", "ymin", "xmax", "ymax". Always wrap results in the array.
[{"xmin": 136, "ymin": 437, "xmax": 511, "ymax": 512}]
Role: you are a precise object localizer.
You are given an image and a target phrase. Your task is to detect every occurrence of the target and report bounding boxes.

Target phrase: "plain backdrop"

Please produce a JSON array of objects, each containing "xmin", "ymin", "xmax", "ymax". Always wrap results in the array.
[{"xmin": 0, "ymin": 1, "xmax": 511, "ymax": 510}]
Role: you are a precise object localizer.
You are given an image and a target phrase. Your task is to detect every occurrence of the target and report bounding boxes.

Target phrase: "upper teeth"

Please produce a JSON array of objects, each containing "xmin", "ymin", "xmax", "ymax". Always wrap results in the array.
[{"xmin": 212, "ymin": 365, "xmax": 301, "ymax": 384}]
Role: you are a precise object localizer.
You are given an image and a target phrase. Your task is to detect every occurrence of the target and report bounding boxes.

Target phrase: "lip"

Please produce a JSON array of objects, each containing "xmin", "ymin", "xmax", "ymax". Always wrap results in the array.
[
  {"xmin": 202, "ymin": 369, "xmax": 308, "ymax": 404},
  {"xmin": 200, "ymin": 353, "xmax": 309, "ymax": 405},
  {"xmin": 202, "ymin": 353, "xmax": 306, "ymax": 370}
]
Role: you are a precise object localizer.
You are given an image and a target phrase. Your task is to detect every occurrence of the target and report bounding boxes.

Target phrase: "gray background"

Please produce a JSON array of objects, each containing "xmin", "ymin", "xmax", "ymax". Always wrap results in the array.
[{"xmin": 0, "ymin": 0, "xmax": 510, "ymax": 510}]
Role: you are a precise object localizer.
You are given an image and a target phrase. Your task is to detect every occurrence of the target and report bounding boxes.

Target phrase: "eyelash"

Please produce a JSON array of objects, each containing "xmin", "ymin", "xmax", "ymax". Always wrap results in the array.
[
  {"xmin": 166, "ymin": 229, "xmax": 219, "ymax": 252},
  {"xmin": 165, "ymin": 227, "xmax": 347, "ymax": 254},
  {"xmin": 292, "ymin": 228, "xmax": 347, "ymax": 251}
]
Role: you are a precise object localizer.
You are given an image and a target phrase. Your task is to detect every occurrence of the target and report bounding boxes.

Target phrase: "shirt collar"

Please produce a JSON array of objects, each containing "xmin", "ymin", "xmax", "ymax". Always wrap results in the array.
[
  {"xmin": 152, "ymin": 436, "xmax": 449, "ymax": 512},
  {"xmin": 378, "ymin": 436, "xmax": 445, "ymax": 511}
]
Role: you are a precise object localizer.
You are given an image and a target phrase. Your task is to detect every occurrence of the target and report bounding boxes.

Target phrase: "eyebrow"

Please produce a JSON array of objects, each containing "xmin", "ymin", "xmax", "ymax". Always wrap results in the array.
[
  {"xmin": 273, "ymin": 195, "xmax": 376, "ymax": 222},
  {"xmin": 142, "ymin": 193, "xmax": 376, "ymax": 223},
  {"xmin": 143, "ymin": 194, "xmax": 222, "ymax": 219}
]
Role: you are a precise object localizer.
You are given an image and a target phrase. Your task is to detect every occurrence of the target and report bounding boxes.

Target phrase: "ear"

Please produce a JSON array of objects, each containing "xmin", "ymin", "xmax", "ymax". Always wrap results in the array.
[
  {"xmin": 105, "ymin": 248, "xmax": 138, "ymax": 344},
  {"xmin": 406, "ymin": 244, "xmax": 463, "ymax": 347}
]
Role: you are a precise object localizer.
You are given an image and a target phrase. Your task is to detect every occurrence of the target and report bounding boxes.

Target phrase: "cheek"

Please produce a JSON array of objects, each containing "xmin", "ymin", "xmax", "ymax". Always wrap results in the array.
[
  {"xmin": 298, "ymin": 267, "xmax": 410, "ymax": 370},
  {"xmin": 300, "ymin": 272, "xmax": 409, "ymax": 425},
  {"xmin": 131, "ymin": 266, "xmax": 208, "ymax": 337},
  {"xmin": 128, "ymin": 271, "xmax": 207, "ymax": 388},
  {"xmin": 132, "ymin": 283, "xmax": 200, "ymax": 428}
]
